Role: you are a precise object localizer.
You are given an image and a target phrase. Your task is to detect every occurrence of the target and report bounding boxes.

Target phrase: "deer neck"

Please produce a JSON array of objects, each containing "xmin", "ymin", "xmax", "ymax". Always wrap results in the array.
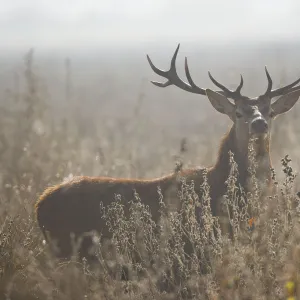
[{"xmin": 211, "ymin": 125, "xmax": 272, "ymax": 192}]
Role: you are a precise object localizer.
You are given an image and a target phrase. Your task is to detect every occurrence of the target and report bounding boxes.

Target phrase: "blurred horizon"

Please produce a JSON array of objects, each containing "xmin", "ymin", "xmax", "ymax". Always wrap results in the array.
[
  {"xmin": 1, "ymin": 0, "xmax": 300, "ymax": 155},
  {"xmin": 1, "ymin": 0, "xmax": 300, "ymax": 53}
]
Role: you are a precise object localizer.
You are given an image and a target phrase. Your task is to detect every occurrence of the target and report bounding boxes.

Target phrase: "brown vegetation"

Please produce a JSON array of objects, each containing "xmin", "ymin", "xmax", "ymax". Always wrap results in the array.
[
  {"xmin": 1, "ymin": 48, "xmax": 300, "ymax": 299},
  {"xmin": 35, "ymin": 45, "xmax": 300, "ymax": 262}
]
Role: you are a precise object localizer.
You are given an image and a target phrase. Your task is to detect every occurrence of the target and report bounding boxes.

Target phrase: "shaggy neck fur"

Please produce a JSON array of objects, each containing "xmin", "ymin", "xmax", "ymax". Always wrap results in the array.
[{"xmin": 207, "ymin": 124, "xmax": 272, "ymax": 214}]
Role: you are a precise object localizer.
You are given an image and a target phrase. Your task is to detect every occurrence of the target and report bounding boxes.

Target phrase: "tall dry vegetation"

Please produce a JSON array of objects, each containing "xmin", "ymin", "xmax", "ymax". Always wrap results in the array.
[{"xmin": 1, "ymin": 50, "xmax": 300, "ymax": 299}]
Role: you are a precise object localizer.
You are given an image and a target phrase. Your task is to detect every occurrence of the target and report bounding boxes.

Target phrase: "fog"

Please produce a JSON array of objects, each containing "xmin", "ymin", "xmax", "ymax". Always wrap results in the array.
[
  {"xmin": 1, "ymin": 0, "xmax": 300, "ymax": 134},
  {"xmin": 1, "ymin": 0, "xmax": 300, "ymax": 52}
]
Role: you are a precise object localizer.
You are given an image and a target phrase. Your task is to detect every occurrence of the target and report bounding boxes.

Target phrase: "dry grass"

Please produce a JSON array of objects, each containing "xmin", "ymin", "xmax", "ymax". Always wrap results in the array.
[{"xmin": 1, "ymin": 50, "xmax": 300, "ymax": 299}]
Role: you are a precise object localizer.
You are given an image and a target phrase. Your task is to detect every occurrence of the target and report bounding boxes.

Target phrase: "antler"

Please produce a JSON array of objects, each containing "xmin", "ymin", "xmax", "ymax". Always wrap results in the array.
[
  {"xmin": 263, "ymin": 66, "xmax": 300, "ymax": 98},
  {"xmin": 147, "ymin": 44, "xmax": 244, "ymax": 100}
]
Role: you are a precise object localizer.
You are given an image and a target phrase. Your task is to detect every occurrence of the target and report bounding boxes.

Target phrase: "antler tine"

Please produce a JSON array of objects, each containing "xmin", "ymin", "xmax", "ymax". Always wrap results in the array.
[
  {"xmin": 170, "ymin": 43, "xmax": 180, "ymax": 71},
  {"xmin": 184, "ymin": 57, "xmax": 202, "ymax": 90},
  {"xmin": 147, "ymin": 49, "xmax": 174, "ymax": 87},
  {"xmin": 269, "ymin": 76, "xmax": 300, "ymax": 98},
  {"xmin": 208, "ymin": 72, "xmax": 232, "ymax": 94},
  {"xmin": 264, "ymin": 66, "xmax": 273, "ymax": 95},
  {"xmin": 150, "ymin": 81, "xmax": 173, "ymax": 88},
  {"xmin": 208, "ymin": 72, "xmax": 243, "ymax": 100},
  {"xmin": 262, "ymin": 66, "xmax": 300, "ymax": 98},
  {"xmin": 235, "ymin": 75, "xmax": 244, "ymax": 93},
  {"xmin": 208, "ymin": 72, "xmax": 246, "ymax": 100},
  {"xmin": 186, "ymin": 58, "xmax": 239, "ymax": 97},
  {"xmin": 147, "ymin": 44, "xmax": 245, "ymax": 99},
  {"xmin": 146, "ymin": 54, "xmax": 167, "ymax": 78},
  {"xmin": 146, "ymin": 44, "xmax": 206, "ymax": 95}
]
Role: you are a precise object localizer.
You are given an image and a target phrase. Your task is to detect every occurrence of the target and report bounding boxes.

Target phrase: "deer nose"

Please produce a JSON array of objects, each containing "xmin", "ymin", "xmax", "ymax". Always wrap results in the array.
[{"xmin": 251, "ymin": 118, "xmax": 268, "ymax": 134}]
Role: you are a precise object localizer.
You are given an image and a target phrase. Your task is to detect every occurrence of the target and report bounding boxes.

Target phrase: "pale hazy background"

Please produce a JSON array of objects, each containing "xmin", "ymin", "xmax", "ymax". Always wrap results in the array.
[
  {"xmin": 1, "ymin": 0, "xmax": 300, "ymax": 172},
  {"xmin": 1, "ymin": 0, "xmax": 300, "ymax": 51}
]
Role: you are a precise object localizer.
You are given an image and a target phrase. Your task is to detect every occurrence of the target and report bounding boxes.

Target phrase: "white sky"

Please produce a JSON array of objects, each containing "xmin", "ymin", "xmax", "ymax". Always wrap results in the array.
[{"xmin": 1, "ymin": 0, "xmax": 300, "ymax": 51}]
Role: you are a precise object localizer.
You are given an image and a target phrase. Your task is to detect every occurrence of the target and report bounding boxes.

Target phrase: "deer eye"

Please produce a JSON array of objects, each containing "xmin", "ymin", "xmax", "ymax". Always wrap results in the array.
[
  {"xmin": 236, "ymin": 111, "xmax": 242, "ymax": 118},
  {"xmin": 269, "ymin": 110, "xmax": 275, "ymax": 118}
]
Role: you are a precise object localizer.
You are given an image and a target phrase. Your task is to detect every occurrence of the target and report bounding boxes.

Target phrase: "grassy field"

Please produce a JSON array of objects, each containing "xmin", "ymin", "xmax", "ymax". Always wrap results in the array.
[{"xmin": 1, "ymin": 46, "xmax": 300, "ymax": 299}]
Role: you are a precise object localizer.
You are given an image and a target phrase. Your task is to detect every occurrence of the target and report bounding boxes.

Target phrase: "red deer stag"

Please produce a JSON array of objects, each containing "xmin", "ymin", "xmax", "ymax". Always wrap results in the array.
[{"xmin": 35, "ymin": 44, "xmax": 300, "ymax": 260}]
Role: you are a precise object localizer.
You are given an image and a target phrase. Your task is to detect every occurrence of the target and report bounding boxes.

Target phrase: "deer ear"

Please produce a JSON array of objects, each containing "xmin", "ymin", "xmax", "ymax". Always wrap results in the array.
[
  {"xmin": 271, "ymin": 89, "xmax": 300, "ymax": 117},
  {"xmin": 205, "ymin": 89, "xmax": 234, "ymax": 116}
]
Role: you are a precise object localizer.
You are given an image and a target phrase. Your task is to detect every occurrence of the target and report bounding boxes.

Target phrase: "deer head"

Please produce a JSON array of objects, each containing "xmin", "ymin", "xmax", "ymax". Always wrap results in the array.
[{"xmin": 147, "ymin": 44, "xmax": 300, "ymax": 159}]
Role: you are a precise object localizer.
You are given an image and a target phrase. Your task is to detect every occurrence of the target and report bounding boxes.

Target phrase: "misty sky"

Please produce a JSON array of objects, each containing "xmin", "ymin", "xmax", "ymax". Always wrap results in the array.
[{"xmin": 1, "ymin": 0, "xmax": 300, "ymax": 51}]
